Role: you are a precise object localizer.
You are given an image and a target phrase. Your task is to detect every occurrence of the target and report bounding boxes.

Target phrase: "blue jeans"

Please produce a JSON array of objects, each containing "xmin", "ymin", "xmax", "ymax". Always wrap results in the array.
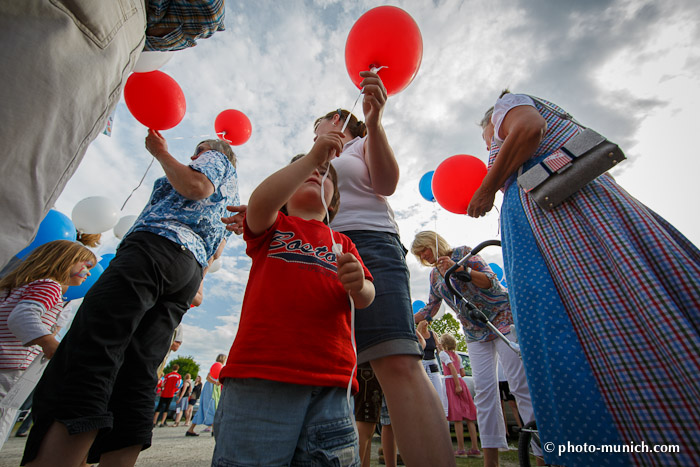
[
  {"xmin": 341, "ymin": 231, "xmax": 420, "ymax": 363},
  {"xmin": 212, "ymin": 379, "xmax": 359, "ymax": 466}
]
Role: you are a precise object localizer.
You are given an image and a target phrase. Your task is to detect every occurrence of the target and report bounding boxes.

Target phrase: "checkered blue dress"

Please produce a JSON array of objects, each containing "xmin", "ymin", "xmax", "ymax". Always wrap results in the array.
[{"xmin": 490, "ymin": 95, "xmax": 700, "ymax": 466}]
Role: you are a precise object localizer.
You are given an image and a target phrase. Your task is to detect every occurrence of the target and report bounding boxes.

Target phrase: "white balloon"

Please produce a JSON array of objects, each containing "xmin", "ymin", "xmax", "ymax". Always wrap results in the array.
[
  {"xmin": 113, "ymin": 215, "xmax": 138, "ymax": 239},
  {"xmin": 208, "ymin": 257, "xmax": 223, "ymax": 273},
  {"xmin": 72, "ymin": 196, "xmax": 119, "ymax": 234},
  {"xmin": 133, "ymin": 50, "xmax": 175, "ymax": 73}
]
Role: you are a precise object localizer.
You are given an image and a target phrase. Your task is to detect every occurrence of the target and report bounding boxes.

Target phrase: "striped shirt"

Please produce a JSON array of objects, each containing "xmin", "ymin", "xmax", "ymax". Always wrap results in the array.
[
  {"xmin": 0, "ymin": 279, "xmax": 63, "ymax": 370},
  {"xmin": 145, "ymin": 0, "xmax": 226, "ymax": 51}
]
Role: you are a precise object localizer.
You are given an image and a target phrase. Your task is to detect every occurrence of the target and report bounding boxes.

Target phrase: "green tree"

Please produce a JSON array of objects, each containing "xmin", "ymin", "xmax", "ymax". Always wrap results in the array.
[
  {"xmin": 430, "ymin": 312, "xmax": 467, "ymax": 352},
  {"xmin": 165, "ymin": 355, "xmax": 200, "ymax": 380}
]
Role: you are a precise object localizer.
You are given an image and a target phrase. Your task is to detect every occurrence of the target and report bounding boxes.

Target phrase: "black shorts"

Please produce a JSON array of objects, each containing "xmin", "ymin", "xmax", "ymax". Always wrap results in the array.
[
  {"xmin": 353, "ymin": 362, "xmax": 383, "ymax": 423},
  {"xmin": 155, "ymin": 396, "xmax": 173, "ymax": 415}
]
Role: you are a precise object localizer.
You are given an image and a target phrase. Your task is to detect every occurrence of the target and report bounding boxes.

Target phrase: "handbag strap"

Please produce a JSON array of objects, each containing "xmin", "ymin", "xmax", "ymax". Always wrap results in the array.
[{"xmin": 527, "ymin": 95, "xmax": 588, "ymax": 130}]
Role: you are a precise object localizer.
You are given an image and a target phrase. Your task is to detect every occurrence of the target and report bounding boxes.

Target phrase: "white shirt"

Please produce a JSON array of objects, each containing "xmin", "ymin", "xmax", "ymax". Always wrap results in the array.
[
  {"xmin": 330, "ymin": 137, "xmax": 399, "ymax": 234},
  {"xmin": 492, "ymin": 94, "xmax": 536, "ymax": 147}
]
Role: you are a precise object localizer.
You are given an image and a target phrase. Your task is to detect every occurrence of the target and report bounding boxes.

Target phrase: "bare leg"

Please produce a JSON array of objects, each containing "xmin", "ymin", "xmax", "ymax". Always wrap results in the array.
[
  {"xmin": 483, "ymin": 447, "xmax": 499, "ymax": 467},
  {"xmin": 356, "ymin": 421, "xmax": 375, "ymax": 467},
  {"xmin": 371, "ymin": 355, "xmax": 455, "ymax": 467},
  {"xmin": 186, "ymin": 423, "xmax": 197, "ymax": 434},
  {"xmin": 26, "ymin": 421, "xmax": 97, "ymax": 467},
  {"xmin": 466, "ymin": 420, "xmax": 479, "ymax": 451},
  {"xmin": 159, "ymin": 412, "xmax": 168, "ymax": 426},
  {"xmin": 184, "ymin": 406, "xmax": 193, "ymax": 425},
  {"xmin": 454, "ymin": 421, "xmax": 465, "ymax": 451},
  {"xmin": 381, "ymin": 424, "xmax": 397, "ymax": 467},
  {"xmin": 173, "ymin": 410, "xmax": 183, "ymax": 426},
  {"xmin": 98, "ymin": 444, "xmax": 142, "ymax": 467},
  {"xmin": 508, "ymin": 399, "xmax": 522, "ymax": 428}
]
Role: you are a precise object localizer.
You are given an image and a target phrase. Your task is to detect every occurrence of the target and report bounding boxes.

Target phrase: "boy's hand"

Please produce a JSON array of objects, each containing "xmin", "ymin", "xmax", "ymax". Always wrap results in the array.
[
  {"xmin": 308, "ymin": 131, "xmax": 345, "ymax": 167},
  {"xmin": 336, "ymin": 252, "xmax": 365, "ymax": 294},
  {"xmin": 222, "ymin": 204, "xmax": 247, "ymax": 234}
]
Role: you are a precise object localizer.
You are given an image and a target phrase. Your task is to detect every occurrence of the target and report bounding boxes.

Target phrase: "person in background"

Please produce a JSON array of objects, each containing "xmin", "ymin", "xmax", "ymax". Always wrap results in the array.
[
  {"xmin": 0, "ymin": 241, "xmax": 96, "ymax": 448},
  {"xmin": 439, "ymin": 334, "xmax": 480, "ymax": 459},
  {"xmin": 412, "ymin": 231, "xmax": 540, "ymax": 466},
  {"xmin": 498, "ymin": 359, "xmax": 521, "ymax": 436},
  {"xmin": 172, "ymin": 373, "xmax": 192, "ymax": 427},
  {"xmin": 0, "ymin": 0, "xmax": 225, "ymax": 270},
  {"xmin": 153, "ymin": 364, "xmax": 182, "ymax": 427},
  {"xmin": 23, "ymin": 132, "xmax": 238, "ymax": 467},
  {"xmin": 186, "ymin": 354, "xmax": 227, "ymax": 437},
  {"xmin": 416, "ymin": 320, "xmax": 448, "ymax": 417},
  {"xmin": 184, "ymin": 375, "xmax": 203, "ymax": 427},
  {"xmin": 470, "ymin": 90, "xmax": 700, "ymax": 465}
]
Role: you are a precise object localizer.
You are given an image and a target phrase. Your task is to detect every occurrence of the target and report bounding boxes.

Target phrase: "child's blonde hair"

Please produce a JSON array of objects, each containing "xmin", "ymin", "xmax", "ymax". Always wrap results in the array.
[
  {"xmin": 411, "ymin": 231, "xmax": 453, "ymax": 267},
  {"xmin": 0, "ymin": 240, "xmax": 97, "ymax": 296},
  {"xmin": 439, "ymin": 333, "xmax": 458, "ymax": 351}
]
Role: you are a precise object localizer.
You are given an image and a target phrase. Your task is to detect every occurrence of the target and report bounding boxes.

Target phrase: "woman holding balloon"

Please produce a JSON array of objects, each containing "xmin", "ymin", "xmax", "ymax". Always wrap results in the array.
[
  {"xmin": 411, "ymin": 231, "xmax": 539, "ymax": 466},
  {"xmin": 23, "ymin": 132, "xmax": 239, "ymax": 467},
  {"xmin": 314, "ymin": 70, "xmax": 455, "ymax": 465},
  {"xmin": 469, "ymin": 90, "xmax": 700, "ymax": 466}
]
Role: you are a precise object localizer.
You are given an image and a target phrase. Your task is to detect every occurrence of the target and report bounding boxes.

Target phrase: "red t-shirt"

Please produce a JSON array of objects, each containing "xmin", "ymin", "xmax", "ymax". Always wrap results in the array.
[
  {"xmin": 209, "ymin": 362, "xmax": 222, "ymax": 380},
  {"xmin": 219, "ymin": 213, "xmax": 372, "ymax": 392},
  {"xmin": 161, "ymin": 371, "xmax": 182, "ymax": 398}
]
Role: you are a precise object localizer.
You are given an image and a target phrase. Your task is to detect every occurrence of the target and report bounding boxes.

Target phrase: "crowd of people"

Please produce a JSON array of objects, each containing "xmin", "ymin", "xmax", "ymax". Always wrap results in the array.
[{"xmin": 0, "ymin": 3, "xmax": 698, "ymax": 467}]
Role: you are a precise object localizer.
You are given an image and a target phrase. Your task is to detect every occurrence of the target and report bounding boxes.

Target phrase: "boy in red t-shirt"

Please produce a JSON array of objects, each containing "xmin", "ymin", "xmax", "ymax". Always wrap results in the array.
[
  {"xmin": 153, "ymin": 364, "xmax": 182, "ymax": 427},
  {"xmin": 213, "ymin": 132, "xmax": 375, "ymax": 465}
]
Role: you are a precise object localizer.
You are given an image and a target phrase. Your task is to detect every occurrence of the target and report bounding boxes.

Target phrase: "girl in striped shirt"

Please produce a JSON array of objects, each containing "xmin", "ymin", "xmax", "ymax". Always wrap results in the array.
[{"xmin": 0, "ymin": 240, "xmax": 96, "ymax": 443}]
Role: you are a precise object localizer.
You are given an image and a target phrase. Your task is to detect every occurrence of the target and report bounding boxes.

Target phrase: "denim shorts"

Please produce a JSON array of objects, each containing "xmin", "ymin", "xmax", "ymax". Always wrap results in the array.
[
  {"xmin": 212, "ymin": 379, "xmax": 359, "ymax": 466},
  {"xmin": 342, "ymin": 231, "xmax": 420, "ymax": 363}
]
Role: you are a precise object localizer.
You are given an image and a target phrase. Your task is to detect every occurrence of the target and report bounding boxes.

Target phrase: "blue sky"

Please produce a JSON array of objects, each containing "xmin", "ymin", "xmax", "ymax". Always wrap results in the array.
[{"xmin": 53, "ymin": 0, "xmax": 700, "ymax": 367}]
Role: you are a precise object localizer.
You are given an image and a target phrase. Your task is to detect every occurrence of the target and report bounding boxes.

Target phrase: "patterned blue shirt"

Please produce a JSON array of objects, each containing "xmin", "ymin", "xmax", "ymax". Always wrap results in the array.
[
  {"xmin": 416, "ymin": 246, "xmax": 514, "ymax": 343},
  {"xmin": 127, "ymin": 150, "xmax": 238, "ymax": 267}
]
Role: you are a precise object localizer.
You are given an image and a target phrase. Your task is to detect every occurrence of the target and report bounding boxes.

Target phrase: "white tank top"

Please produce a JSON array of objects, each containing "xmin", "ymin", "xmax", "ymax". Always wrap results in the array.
[{"xmin": 330, "ymin": 136, "xmax": 399, "ymax": 234}]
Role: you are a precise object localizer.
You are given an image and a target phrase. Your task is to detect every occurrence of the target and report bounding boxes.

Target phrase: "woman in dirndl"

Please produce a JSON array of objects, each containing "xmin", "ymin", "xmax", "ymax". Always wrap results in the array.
[{"xmin": 467, "ymin": 90, "xmax": 700, "ymax": 466}]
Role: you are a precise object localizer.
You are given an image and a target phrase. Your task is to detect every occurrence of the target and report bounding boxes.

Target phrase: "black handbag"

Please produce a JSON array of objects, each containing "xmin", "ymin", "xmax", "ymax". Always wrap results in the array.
[{"xmin": 516, "ymin": 97, "xmax": 626, "ymax": 211}]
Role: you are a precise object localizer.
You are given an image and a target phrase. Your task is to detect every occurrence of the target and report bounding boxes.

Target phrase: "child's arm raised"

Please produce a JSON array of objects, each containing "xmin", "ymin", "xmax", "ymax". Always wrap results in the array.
[
  {"xmin": 246, "ymin": 132, "xmax": 344, "ymax": 235},
  {"xmin": 336, "ymin": 252, "xmax": 375, "ymax": 309}
]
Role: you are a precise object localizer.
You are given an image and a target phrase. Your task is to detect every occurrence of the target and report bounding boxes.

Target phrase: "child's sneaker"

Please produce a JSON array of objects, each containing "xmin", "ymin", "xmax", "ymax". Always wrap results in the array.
[
  {"xmin": 454, "ymin": 449, "xmax": 468, "ymax": 458},
  {"xmin": 466, "ymin": 448, "xmax": 482, "ymax": 458}
]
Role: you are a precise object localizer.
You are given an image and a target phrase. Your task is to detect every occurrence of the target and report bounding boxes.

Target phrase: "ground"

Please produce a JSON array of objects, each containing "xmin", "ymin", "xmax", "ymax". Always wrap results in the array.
[{"xmin": 0, "ymin": 422, "xmax": 528, "ymax": 466}]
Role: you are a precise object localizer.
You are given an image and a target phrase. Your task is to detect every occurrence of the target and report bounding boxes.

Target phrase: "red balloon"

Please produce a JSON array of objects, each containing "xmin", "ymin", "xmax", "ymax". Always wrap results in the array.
[
  {"xmin": 345, "ymin": 6, "xmax": 423, "ymax": 96},
  {"xmin": 214, "ymin": 109, "xmax": 252, "ymax": 145},
  {"xmin": 432, "ymin": 155, "xmax": 488, "ymax": 214},
  {"xmin": 124, "ymin": 71, "xmax": 186, "ymax": 130}
]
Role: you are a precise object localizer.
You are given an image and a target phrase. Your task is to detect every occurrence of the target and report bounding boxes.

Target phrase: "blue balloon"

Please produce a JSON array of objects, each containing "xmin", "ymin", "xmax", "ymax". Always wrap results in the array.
[
  {"xmin": 63, "ymin": 263, "xmax": 104, "ymax": 301},
  {"xmin": 17, "ymin": 209, "xmax": 77, "ymax": 260},
  {"xmin": 412, "ymin": 300, "xmax": 426, "ymax": 314},
  {"xmin": 488, "ymin": 262, "xmax": 504, "ymax": 282},
  {"xmin": 418, "ymin": 171, "xmax": 435, "ymax": 202},
  {"xmin": 99, "ymin": 253, "xmax": 116, "ymax": 269}
]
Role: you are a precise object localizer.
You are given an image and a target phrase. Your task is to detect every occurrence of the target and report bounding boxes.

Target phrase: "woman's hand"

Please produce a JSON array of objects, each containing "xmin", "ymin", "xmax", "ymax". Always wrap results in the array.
[
  {"xmin": 145, "ymin": 129, "xmax": 168, "ymax": 159},
  {"xmin": 436, "ymin": 256, "xmax": 456, "ymax": 276},
  {"xmin": 455, "ymin": 382, "xmax": 463, "ymax": 394},
  {"xmin": 222, "ymin": 205, "xmax": 247, "ymax": 234},
  {"xmin": 360, "ymin": 70, "xmax": 387, "ymax": 130},
  {"xmin": 467, "ymin": 186, "xmax": 496, "ymax": 218}
]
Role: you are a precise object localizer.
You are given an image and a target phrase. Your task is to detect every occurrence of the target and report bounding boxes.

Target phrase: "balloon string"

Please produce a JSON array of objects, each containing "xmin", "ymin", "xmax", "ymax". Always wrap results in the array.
[{"xmin": 120, "ymin": 158, "xmax": 155, "ymax": 211}]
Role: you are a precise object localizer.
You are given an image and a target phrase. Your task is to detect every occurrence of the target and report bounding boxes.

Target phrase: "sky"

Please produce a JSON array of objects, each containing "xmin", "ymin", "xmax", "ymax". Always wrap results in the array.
[{"xmin": 52, "ymin": 0, "xmax": 700, "ymax": 369}]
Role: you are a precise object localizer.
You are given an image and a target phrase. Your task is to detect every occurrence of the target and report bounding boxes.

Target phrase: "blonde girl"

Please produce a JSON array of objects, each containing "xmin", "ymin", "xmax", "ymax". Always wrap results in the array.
[
  {"xmin": 0, "ymin": 240, "xmax": 95, "ymax": 445},
  {"xmin": 439, "ymin": 333, "xmax": 480, "ymax": 459}
]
